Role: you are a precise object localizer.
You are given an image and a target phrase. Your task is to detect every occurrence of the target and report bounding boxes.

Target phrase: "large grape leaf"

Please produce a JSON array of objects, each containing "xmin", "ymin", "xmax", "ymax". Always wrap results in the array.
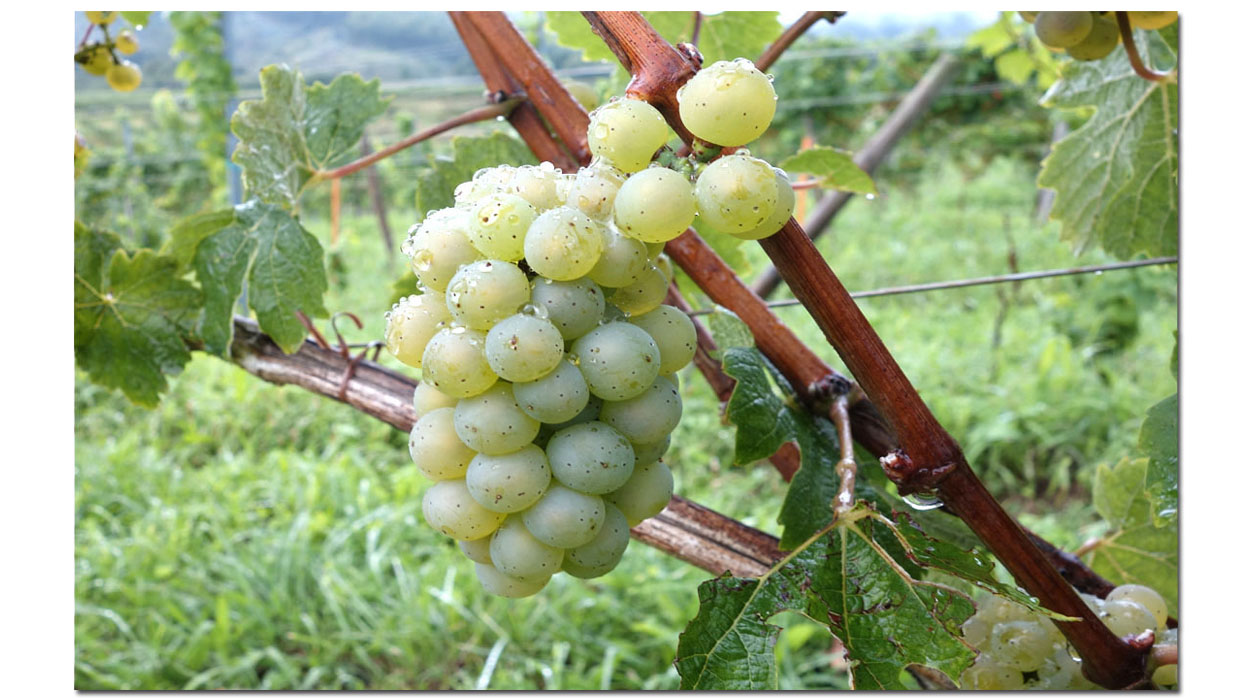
[
  {"xmin": 545, "ymin": 12, "xmax": 782, "ymax": 67},
  {"xmin": 413, "ymin": 133, "xmax": 536, "ymax": 222},
  {"xmin": 167, "ymin": 201, "xmax": 328, "ymax": 356},
  {"xmin": 675, "ymin": 506, "xmax": 977, "ymax": 690},
  {"xmin": 74, "ymin": 222, "xmax": 201, "ymax": 407},
  {"xmin": 1088, "ymin": 457, "xmax": 1178, "ymax": 610},
  {"xmin": 1037, "ymin": 30, "xmax": 1178, "ymax": 258},
  {"xmin": 231, "ymin": 65, "xmax": 390, "ymax": 209},
  {"xmin": 1139, "ymin": 393, "xmax": 1178, "ymax": 526},
  {"xmin": 780, "ymin": 147, "xmax": 877, "ymax": 195}
]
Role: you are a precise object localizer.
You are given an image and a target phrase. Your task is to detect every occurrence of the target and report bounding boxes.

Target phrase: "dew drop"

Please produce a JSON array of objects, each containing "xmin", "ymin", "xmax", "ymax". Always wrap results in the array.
[{"xmin": 902, "ymin": 490, "xmax": 944, "ymax": 511}]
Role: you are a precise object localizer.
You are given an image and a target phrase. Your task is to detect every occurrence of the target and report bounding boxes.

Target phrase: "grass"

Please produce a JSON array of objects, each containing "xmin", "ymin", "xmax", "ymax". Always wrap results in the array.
[{"xmin": 75, "ymin": 140, "xmax": 1176, "ymax": 688}]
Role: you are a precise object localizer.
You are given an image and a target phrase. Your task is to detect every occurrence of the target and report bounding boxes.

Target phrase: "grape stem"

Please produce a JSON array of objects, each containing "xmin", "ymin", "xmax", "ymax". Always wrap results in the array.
[
  {"xmin": 1115, "ymin": 12, "xmax": 1175, "ymax": 83},
  {"xmin": 316, "ymin": 97, "xmax": 523, "ymax": 181},
  {"xmin": 578, "ymin": 10, "xmax": 1148, "ymax": 688},
  {"xmin": 690, "ymin": 12, "xmax": 703, "ymax": 48}
]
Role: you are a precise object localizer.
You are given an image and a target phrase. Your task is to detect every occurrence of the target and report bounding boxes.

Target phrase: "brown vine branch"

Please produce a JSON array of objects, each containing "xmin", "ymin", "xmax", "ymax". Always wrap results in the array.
[
  {"xmin": 755, "ymin": 11, "xmax": 844, "ymax": 72},
  {"xmin": 753, "ymin": 52, "xmax": 961, "ymax": 298},
  {"xmin": 579, "ymin": 11, "xmax": 1146, "ymax": 688},
  {"xmin": 226, "ymin": 316, "xmax": 781, "ymax": 577},
  {"xmin": 318, "ymin": 97, "xmax": 522, "ymax": 180},
  {"xmin": 1115, "ymin": 12, "xmax": 1174, "ymax": 83}
]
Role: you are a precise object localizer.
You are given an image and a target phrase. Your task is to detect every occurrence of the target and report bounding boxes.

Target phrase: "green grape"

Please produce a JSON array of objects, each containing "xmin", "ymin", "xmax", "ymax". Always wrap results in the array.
[
  {"xmin": 731, "ymin": 168, "xmax": 795, "ymax": 240},
  {"xmin": 385, "ymin": 292, "xmax": 451, "ymax": 368},
  {"xmin": 988, "ymin": 620, "xmax": 1054, "ymax": 671},
  {"xmin": 588, "ymin": 225, "xmax": 649, "ymax": 289},
  {"xmin": 1106, "ymin": 584, "xmax": 1169, "ymax": 629},
  {"xmin": 546, "ymin": 421, "xmax": 636, "ymax": 495},
  {"xmin": 605, "ymin": 460, "xmax": 673, "ymax": 526},
  {"xmin": 1151, "ymin": 663, "xmax": 1177, "ymax": 687},
  {"xmin": 587, "ymin": 98, "xmax": 670, "ymax": 173},
  {"xmin": 489, "ymin": 515, "xmax": 565, "ymax": 581},
  {"xmin": 644, "ymin": 240, "xmax": 666, "ymax": 258},
  {"xmin": 613, "ymin": 167, "xmax": 697, "ymax": 243},
  {"xmin": 86, "ymin": 11, "xmax": 118, "ymax": 25},
  {"xmin": 628, "ymin": 305, "xmax": 696, "ymax": 375},
  {"xmin": 1067, "ymin": 16, "xmax": 1119, "ymax": 61},
  {"xmin": 524, "ymin": 207, "xmax": 605, "ymax": 281},
  {"xmin": 694, "ymin": 154, "xmax": 778, "ymax": 233},
  {"xmin": 630, "ymin": 435, "xmax": 670, "ymax": 466},
  {"xmin": 107, "ymin": 61, "xmax": 142, "ymax": 92},
  {"xmin": 453, "ymin": 383, "xmax": 541, "ymax": 456},
  {"xmin": 563, "ymin": 80, "xmax": 600, "ymax": 111},
  {"xmin": 80, "ymin": 45, "xmax": 114, "ymax": 76},
  {"xmin": 459, "ymin": 537, "xmax": 493, "ymax": 564},
  {"xmin": 530, "ymin": 277, "xmax": 606, "ymax": 340},
  {"xmin": 467, "ymin": 193, "xmax": 537, "ymax": 262},
  {"xmin": 474, "ymin": 561, "xmax": 548, "ymax": 598},
  {"xmin": 512, "ymin": 359, "xmax": 591, "ymax": 424},
  {"xmin": 422, "ymin": 479, "xmax": 507, "ymax": 541},
  {"xmin": 1031, "ymin": 647, "xmax": 1082, "ymax": 690},
  {"xmin": 571, "ymin": 322, "xmax": 661, "ymax": 401},
  {"xmin": 563, "ymin": 504, "xmax": 630, "ymax": 579},
  {"xmin": 1128, "ymin": 11, "xmax": 1177, "ymax": 30},
  {"xmin": 1099, "ymin": 599, "xmax": 1157, "ymax": 638},
  {"xmin": 507, "ymin": 162, "xmax": 563, "ymax": 210},
  {"xmin": 421, "ymin": 326, "xmax": 498, "ymax": 398},
  {"xmin": 413, "ymin": 381, "xmax": 458, "ymax": 417},
  {"xmin": 445, "ymin": 259, "xmax": 531, "ymax": 330},
  {"xmin": 521, "ymin": 484, "xmax": 606, "ymax": 549},
  {"xmin": 115, "ymin": 30, "xmax": 139, "ymax": 55},
  {"xmin": 599, "ymin": 376, "xmax": 682, "ymax": 445},
  {"xmin": 409, "ymin": 407, "xmax": 477, "ymax": 481},
  {"xmin": 1034, "ymin": 11, "xmax": 1094, "ymax": 48},
  {"xmin": 465, "ymin": 444, "xmax": 552, "ymax": 513},
  {"xmin": 403, "ymin": 208, "xmax": 482, "ymax": 292},
  {"xmin": 545, "ymin": 395, "xmax": 604, "ymax": 434},
  {"xmin": 608, "ymin": 264, "xmax": 668, "ymax": 316},
  {"xmin": 454, "ymin": 165, "xmax": 517, "ymax": 205},
  {"xmin": 485, "ymin": 312, "xmax": 565, "ymax": 383},
  {"xmin": 959, "ymin": 654, "xmax": 1025, "ymax": 690},
  {"xmin": 961, "ymin": 612, "xmax": 992, "ymax": 649},
  {"xmin": 564, "ymin": 160, "xmax": 625, "ymax": 220},
  {"xmin": 654, "ymin": 253, "xmax": 674, "ymax": 283},
  {"xmin": 677, "ymin": 58, "xmax": 777, "ymax": 147}
]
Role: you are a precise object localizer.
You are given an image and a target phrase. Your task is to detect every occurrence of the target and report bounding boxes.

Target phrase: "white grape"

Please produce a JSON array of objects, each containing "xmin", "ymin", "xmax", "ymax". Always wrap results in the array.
[
  {"xmin": 421, "ymin": 326, "xmax": 498, "ymax": 398},
  {"xmin": 524, "ymin": 207, "xmax": 605, "ymax": 281},
  {"xmin": 403, "ymin": 208, "xmax": 482, "ymax": 292},
  {"xmin": 409, "ymin": 407, "xmax": 477, "ymax": 481},
  {"xmin": 628, "ymin": 304, "xmax": 697, "ymax": 375},
  {"xmin": 546, "ymin": 421, "xmax": 636, "ymax": 495},
  {"xmin": 445, "ymin": 259, "xmax": 531, "ymax": 331},
  {"xmin": 599, "ymin": 375, "xmax": 682, "ymax": 445},
  {"xmin": 385, "ymin": 292, "xmax": 452, "ymax": 368},
  {"xmin": 530, "ymin": 277, "xmax": 606, "ymax": 340},
  {"xmin": 571, "ymin": 322, "xmax": 661, "ymax": 401},
  {"xmin": 613, "ymin": 167, "xmax": 697, "ymax": 243},
  {"xmin": 422, "ymin": 479, "xmax": 506, "ymax": 541},
  {"xmin": 512, "ymin": 360, "xmax": 591, "ymax": 424},
  {"xmin": 521, "ymin": 484, "xmax": 606, "ymax": 549},
  {"xmin": 489, "ymin": 515, "xmax": 565, "ymax": 581},
  {"xmin": 563, "ymin": 504, "xmax": 630, "ymax": 579},
  {"xmin": 485, "ymin": 312, "xmax": 565, "ymax": 383},
  {"xmin": 605, "ymin": 460, "xmax": 673, "ymax": 526},
  {"xmin": 587, "ymin": 98, "xmax": 670, "ymax": 173},
  {"xmin": 694, "ymin": 154, "xmax": 778, "ymax": 233},
  {"xmin": 474, "ymin": 561, "xmax": 548, "ymax": 598},
  {"xmin": 677, "ymin": 58, "xmax": 777, "ymax": 147},
  {"xmin": 453, "ymin": 383, "xmax": 541, "ymax": 455},
  {"xmin": 465, "ymin": 444, "xmax": 552, "ymax": 513}
]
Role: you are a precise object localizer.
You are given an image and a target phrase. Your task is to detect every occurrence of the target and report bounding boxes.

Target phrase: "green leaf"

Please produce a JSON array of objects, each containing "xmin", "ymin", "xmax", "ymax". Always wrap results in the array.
[
  {"xmin": 1037, "ymin": 33, "xmax": 1178, "ymax": 259},
  {"xmin": 704, "ymin": 306, "xmax": 755, "ymax": 354},
  {"xmin": 1139, "ymin": 393, "xmax": 1178, "ymax": 525},
  {"xmin": 231, "ymin": 65, "xmax": 390, "ymax": 209},
  {"xmin": 544, "ymin": 12, "xmax": 620, "ymax": 64},
  {"xmin": 780, "ymin": 146, "xmax": 877, "ymax": 195},
  {"xmin": 164, "ymin": 209, "xmax": 237, "ymax": 271},
  {"xmin": 966, "ymin": 18, "xmax": 1015, "ymax": 58},
  {"xmin": 994, "ymin": 48, "xmax": 1036, "ymax": 86},
  {"xmin": 74, "ymin": 223, "xmax": 201, "ymax": 407},
  {"xmin": 685, "ymin": 12, "xmax": 782, "ymax": 65},
  {"xmin": 413, "ymin": 133, "xmax": 536, "ymax": 220},
  {"xmin": 181, "ymin": 201, "xmax": 328, "ymax": 355},
  {"xmin": 1088, "ymin": 457, "xmax": 1178, "ymax": 610},
  {"xmin": 675, "ymin": 507, "xmax": 976, "ymax": 690},
  {"xmin": 121, "ymin": 11, "xmax": 153, "ymax": 27}
]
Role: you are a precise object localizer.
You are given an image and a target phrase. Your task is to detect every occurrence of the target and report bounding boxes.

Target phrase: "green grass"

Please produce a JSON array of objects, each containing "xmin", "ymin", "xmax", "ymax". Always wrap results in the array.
[{"xmin": 75, "ymin": 146, "xmax": 1176, "ymax": 689}]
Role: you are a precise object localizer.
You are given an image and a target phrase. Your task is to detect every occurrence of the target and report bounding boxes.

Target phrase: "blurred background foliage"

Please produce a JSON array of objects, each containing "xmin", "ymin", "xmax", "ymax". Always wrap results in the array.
[{"xmin": 74, "ymin": 10, "xmax": 1176, "ymax": 690}]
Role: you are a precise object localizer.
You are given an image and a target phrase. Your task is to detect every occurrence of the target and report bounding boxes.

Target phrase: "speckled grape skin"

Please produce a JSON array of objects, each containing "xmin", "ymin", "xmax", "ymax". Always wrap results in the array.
[
  {"xmin": 413, "ymin": 381, "xmax": 458, "ymax": 418},
  {"xmin": 523, "ymin": 207, "xmax": 605, "ymax": 281},
  {"xmin": 521, "ymin": 484, "xmax": 606, "ymax": 549},
  {"xmin": 465, "ymin": 444, "xmax": 552, "ymax": 513},
  {"xmin": 694, "ymin": 154, "xmax": 778, "ymax": 233},
  {"xmin": 444, "ymin": 259, "xmax": 531, "ymax": 331},
  {"xmin": 485, "ymin": 313, "xmax": 565, "ymax": 383},
  {"xmin": 613, "ymin": 167, "xmax": 696, "ymax": 243},
  {"xmin": 563, "ymin": 504, "xmax": 630, "ymax": 579},
  {"xmin": 587, "ymin": 98, "xmax": 671, "ymax": 172},
  {"xmin": 421, "ymin": 327, "xmax": 498, "ymax": 398},
  {"xmin": 385, "ymin": 292, "xmax": 451, "ymax": 368},
  {"xmin": 506, "ymin": 162, "xmax": 563, "ymax": 210},
  {"xmin": 588, "ymin": 225, "xmax": 649, "ymax": 289},
  {"xmin": 630, "ymin": 435, "xmax": 671, "ymax": 466},
  {"xmin": 466, "ymin": 193, "xmax": 537, "ymax": 262},
  {"xmin": 677, "ymin": 58, "xmax": 777, "ymax": 146},
  {"xmin": 599, "ymin": 375, "xmax": 682, "ymax": 445},
  {"xmin": 421, "ymin": 479, "xmax": 506, "ymax": 541},
  {"xmin": 605, "ymin": 460, "xmax": 673, "ymax": 526},
  {"xmin": 409, "ymin": 407, "xmax": 477, "ymax": 481},
  {"xmin": 402, "ymin": 208, "xmax": 482, "ymax": 292},
  {"xmin": 608, "ymin": 264, "xmax": 668, "ymax": 316},
  {"xmin": 546, "ymin": 421, "xmax": 636, "ymax": 495},
  {"xmin": 530, "ymin": 277, "xmax": 606, "ymax": 340},
  {"xmin": 627, "ymin": 304, "xmax": 697, "ymax": 375},
  {"xmin": 571, "ymin": 322, "xmax": 661, "ymax": 401},
  {"xmin": 459, "ymin": 537, "xmax": 493, "ymax": 564},
  {"xmin": 474, "ymin": 561, "xmax": 548, "ymax": 598},
  {"xmin": 729, "ymin": 168, "xmax": 795, "ymax": 241},
  {"xmin": 563, "ymin": 161, "xmax": 624, "ymax": 220},
  {"xmin": 512, "ymin": 359, "xmax": 591, "ymax": 424},
  {"xmin": 489, "ymin": 515, "xmax": 565, "ymax": 581},
  {"xmin": 453, "ymin": 383, "xmax": 540, "ymax": 455}
]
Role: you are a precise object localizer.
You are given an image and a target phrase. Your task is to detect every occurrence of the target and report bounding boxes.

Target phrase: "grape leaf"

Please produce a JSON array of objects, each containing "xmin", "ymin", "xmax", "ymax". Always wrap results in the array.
[
  {"xmin": 170, "ymin": 201, "xmax": 328, "ymax": 356},
  {"xmin": 545, "ymin": 12, "xmax": 782, "ymax": 68},
  {"xmin": 543, "ymin": 12, "xmax": 619, "ymax": 64},
  {"xmin": 1037, "ymin": 31, "xmax": 1178, "ymax": 258},
  {"xmin": 675, "ymin": 506, "xmax": 976, "ymax": 690},
  {"xmin": 1088, "ymin": 457, "xmax": 1178, "ymax": 610},
  {"xmin": 231, "ymin": 65, "xmax": 390, "ymax": 209},
  {"xmin": 780, "ymin": 147, "xmax": 877, "ymax": 195},
  {"xmin": 121, "ymin": 11, "xmax": 152, "ymax": 27},
  {"xmin": 1139, "ymin": 393, "xmax": 1178, "ymax": 525},
  {"xmin": 413, "ymin": 132, "xmax": 536, "ymax": 221},
  {"xmin": 74, "ymin": 222, "xmax": 201, "ymax": 408}
]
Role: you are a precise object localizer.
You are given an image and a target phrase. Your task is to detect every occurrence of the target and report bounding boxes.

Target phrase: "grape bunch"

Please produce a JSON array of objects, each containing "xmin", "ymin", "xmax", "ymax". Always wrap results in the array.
[
  {"xmin": 75, "ymin": 11, "xmax": 143, "ymax": 92},
  {"xmin": 1019, "ymin": 11, "xmax": 1178, "ymax": 62},
  {"xmin": 958, "ymin": 583, "xmax": 1178, "ymax": 690}
]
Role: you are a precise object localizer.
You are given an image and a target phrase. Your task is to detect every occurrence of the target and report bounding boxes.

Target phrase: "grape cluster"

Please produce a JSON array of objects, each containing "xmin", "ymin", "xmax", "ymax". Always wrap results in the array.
[
  {"xmin": 75, "ymin": 11, "xmax": 142, "ymax": 92},
  {"xmin": 959, "ymin": 583, "xmax": 1178, "ymax": 690},
  {"xmin": 1020, "ymin": 11, "xmax": 1178, "ymax": 62}
]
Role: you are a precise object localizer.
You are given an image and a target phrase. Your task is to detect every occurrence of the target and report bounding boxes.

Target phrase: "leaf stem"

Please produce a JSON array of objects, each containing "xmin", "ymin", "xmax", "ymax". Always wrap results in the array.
[
  {"xmin": 317, "ymin": 97, "xmax": 522, "ymax": 180},
  {"xmin": 755, "ymin": 11, "xmax": 844, "ymax": 72},
  {"xmin": 1115, "ymin": 12, "xmax": 1175, "ymax": 83}
]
